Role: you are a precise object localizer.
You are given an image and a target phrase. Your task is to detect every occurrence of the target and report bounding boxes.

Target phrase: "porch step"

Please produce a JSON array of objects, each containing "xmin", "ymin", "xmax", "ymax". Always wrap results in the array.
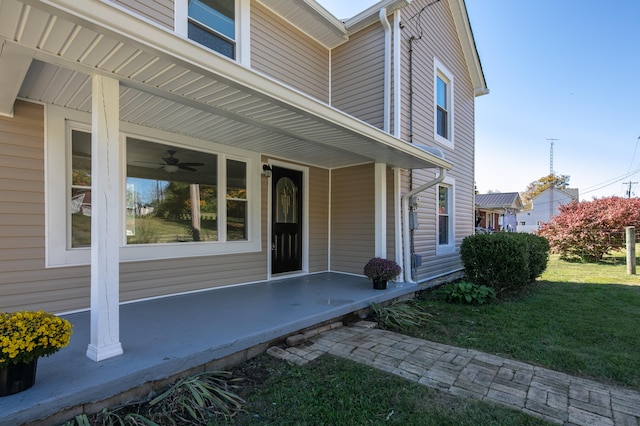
[{"xmin": 284, "ymin": 321, "xmax": 343, "ymax": 346}]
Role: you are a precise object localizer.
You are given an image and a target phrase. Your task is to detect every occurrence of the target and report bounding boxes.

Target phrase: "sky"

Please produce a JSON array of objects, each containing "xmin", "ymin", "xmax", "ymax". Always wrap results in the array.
[{"xmin": 317, "ymin": 0, "xmax": 640, "ymax": 200}]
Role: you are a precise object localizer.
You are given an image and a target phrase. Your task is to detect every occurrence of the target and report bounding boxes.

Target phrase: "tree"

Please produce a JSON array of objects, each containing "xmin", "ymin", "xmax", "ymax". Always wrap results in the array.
[
  {"xmin": 520, "ymin": 174, "xmax": 570, "ymax": 209},
  {"xmin": 538, "ymin": 196, "xmax": 640, "ymax": 262}
]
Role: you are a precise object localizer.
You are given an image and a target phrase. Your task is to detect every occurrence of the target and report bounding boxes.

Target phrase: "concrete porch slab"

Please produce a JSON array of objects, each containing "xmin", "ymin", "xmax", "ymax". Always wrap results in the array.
[{"xmin": 1, "ymin": 272, "xmax": 417, "ymax": 425}]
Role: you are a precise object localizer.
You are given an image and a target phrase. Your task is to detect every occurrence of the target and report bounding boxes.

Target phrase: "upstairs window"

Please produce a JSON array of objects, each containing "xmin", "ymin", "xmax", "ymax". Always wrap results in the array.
[
  {"xmin": 434, "ymin": 60, "xmax": 454, "ymax": 147},
  {"xmin": 188, "ymin": 0, "xmax": 235, "ymax": 59},
  {"xmin": 436, "ymin": 76, "xmax": 449, "ymax": 139}
]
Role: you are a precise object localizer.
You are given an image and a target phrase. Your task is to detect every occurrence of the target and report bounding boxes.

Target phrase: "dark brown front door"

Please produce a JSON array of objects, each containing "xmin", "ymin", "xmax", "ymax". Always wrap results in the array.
[{"xmin": 271, "ymin": 166, "xmax": 302, "ymax": 274}]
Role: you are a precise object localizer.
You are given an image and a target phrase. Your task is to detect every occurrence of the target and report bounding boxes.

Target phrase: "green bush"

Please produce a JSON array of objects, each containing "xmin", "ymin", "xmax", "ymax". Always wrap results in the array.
[
  {"xmin": 513, "ymin": 233, "xmax": 550, "ymax": 280},
  {"xmin": 438, "ymin": 281, "xmax": 496, "ymax": 304},
  {"xmin": 460, "ymin": 233, "xmax": 549, "ymax": 294}
]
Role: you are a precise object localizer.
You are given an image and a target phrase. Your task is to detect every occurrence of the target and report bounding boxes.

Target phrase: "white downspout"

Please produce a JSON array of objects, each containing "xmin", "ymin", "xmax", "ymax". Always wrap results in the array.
[
  {"xmin": 401, "ymin": 167, "xmax": 447, "ymax": 283},
  {"xmin": 380, "ymin": 7, "xmax": 391, "ymax": 133}
]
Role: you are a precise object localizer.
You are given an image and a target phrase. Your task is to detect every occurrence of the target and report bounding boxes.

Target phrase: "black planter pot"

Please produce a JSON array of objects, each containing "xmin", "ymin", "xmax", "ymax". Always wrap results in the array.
[
  {"xmin": 372, "ymin": 279, "xmax": 388, "ymax": 290},
  {"xmin": 0, "ymin": 359, "xmax": 37, "ymax": 397}
]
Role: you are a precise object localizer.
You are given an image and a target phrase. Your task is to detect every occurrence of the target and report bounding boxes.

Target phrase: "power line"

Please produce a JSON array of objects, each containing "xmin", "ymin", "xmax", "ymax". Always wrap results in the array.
[
  {"xmin": 581, "ymin": 166, "xmax": 640, "ymax": 195},
  {"xmin": 627, "ymin": 136, "xmax": 640, "ymax": 175}
]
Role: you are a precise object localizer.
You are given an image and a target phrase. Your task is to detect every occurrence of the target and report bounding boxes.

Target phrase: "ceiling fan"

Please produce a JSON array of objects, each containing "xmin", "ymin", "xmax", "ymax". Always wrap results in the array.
[{"xmin": 138, "ymin": 150, "xmax": 205, "ymax": 173}]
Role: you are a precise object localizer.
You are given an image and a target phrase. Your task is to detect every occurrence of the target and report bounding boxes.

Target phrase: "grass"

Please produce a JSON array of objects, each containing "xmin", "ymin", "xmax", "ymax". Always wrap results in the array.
[
  {"xmin": 231, "ymin": 354, "xmax": 549, "ymax": 426},
  {"xmin": 408, "ymin": 250, "xmax": 640, "ymax": 389}
]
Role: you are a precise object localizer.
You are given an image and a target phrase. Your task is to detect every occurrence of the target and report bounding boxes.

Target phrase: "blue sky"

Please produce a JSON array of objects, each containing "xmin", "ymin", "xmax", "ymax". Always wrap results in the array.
[{"xmin": 317, "ymin": 0, "xmax": 640, "ymax": 200}]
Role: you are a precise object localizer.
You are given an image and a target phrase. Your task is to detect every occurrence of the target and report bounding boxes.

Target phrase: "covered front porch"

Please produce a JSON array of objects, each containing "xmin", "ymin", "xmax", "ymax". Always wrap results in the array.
[{"xmin": 1, "ymin": 272, "xmax": 423, "ymax": 425}]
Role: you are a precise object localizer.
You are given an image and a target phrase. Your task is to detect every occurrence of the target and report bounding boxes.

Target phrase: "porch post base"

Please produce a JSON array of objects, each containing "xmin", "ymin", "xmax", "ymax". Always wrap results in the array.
[{"xmin": 86, "ymin": 342, "xmax": 124, "ymax": 362}]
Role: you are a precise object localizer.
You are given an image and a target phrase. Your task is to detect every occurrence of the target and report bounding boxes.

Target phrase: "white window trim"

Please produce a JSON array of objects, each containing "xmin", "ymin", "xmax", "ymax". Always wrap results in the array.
[
  {"xmin": 433, "ymin": 58, "xmax": 454, "ymax": 149},
  {"xmin": 435, "ymin": 177, "xmax": 455, "ymax": 255},
  {"xmin": 175, "ymin": 0, "xmax": 250, "ymax": 66},
  {"xmin": 45, "ymin": 104, "xmax": 261, "ymax": 267}
]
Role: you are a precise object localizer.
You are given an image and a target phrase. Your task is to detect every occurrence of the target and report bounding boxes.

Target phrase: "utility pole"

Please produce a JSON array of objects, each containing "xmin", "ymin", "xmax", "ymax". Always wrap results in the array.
[{"xmin": 623, "ymin": 181, "xmax": 637, "ymax": 198}]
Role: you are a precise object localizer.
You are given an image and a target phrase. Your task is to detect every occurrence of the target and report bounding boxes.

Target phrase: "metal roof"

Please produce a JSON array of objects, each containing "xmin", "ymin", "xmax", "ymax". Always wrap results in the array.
[{"xmin": 475, "ymin": 192, "xmax": 523, "ymax": 210}]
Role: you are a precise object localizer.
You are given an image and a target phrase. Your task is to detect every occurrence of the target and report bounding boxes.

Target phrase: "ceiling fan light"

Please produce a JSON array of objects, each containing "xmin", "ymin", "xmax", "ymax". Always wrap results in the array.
[{"xmin": 164, "ymin": 164, "xmax": 179, "ymax": 173}]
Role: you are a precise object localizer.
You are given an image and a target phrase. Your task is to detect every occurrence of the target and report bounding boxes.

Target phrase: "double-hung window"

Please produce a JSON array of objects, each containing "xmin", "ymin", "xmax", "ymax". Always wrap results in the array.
[
  {"xmin": 434, "ymin": 60, "xmax": 454, "ymax": 147},
  {"xmin": 188, "ymin": 0, "xmax": 235, "ymax": 59},
  {"xmin": 436, "ymin": 76, "xmax": 449, "ymax": 138},
  {"xmin": 436, "ymin": 182, "xmax": 455, "ymax": 254}
]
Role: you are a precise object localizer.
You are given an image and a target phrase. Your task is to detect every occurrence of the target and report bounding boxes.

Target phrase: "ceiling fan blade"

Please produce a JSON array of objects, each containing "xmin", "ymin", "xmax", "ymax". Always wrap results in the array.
[
  {"xmin": 178, "ymin": 165, "xmax": 198, "ymax": 172},
  {"xmin": 179, "ymin": 162, "xmax": 205, "ymax": 167}
]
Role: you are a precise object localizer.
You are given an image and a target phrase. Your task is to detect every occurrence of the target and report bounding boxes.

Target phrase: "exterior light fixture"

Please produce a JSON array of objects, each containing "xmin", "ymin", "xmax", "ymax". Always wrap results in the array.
[{"xmin": 262, "ymin": 164, "xmax": 272, "ymax": 178}]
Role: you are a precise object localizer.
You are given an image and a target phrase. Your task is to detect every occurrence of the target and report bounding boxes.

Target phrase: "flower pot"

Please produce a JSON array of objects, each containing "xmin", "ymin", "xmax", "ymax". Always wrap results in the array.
[
  {"xmin": 0, "ymin": 359, "xmax": 37, "ymax": 397},
  {"xmin": 373, "ymin": 279, "xmax": 388, "ymax": 290}
]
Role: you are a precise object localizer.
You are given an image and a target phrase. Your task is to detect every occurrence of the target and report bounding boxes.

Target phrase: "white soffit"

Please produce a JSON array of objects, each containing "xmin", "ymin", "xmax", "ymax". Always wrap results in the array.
[{"xmin": 2, "ymin": 0, "xmax": 450, "ymax": 170}]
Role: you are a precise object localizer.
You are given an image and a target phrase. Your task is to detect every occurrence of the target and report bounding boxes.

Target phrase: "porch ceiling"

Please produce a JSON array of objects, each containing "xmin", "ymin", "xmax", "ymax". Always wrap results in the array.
[{"xmin": 0, "ymin": 0, "xmax": 451, "ymax": 171}]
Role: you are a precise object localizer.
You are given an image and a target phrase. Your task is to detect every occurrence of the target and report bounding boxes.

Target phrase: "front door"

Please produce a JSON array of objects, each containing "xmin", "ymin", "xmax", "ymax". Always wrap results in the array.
[{"xmin": 271, "ymin": 166, "xmax": 302, "ymax": 274}]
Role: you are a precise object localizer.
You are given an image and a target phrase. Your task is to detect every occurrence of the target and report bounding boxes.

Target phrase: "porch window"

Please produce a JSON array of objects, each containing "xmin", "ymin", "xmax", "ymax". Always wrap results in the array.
[
  {"xmin": 434, "ymin": 60, "xmax": 454, "ymax": 147},
  {"xmin": 125, "ymin": 137, "xmax": 219, "ymax": 244},
  {"xmin": 48, "ymin": 106, "xmax": 260, "ymax": 267},
  {"xmin": 226, "ymin": 159, "xmax": 247, "ymax": 240},
  {"xmin": 70, "ymin": 130, "xmax": 92, "ymax": 248},
  {"xmin": 188, "ymin": 0, "xmax": 235, "ymax": 59}
]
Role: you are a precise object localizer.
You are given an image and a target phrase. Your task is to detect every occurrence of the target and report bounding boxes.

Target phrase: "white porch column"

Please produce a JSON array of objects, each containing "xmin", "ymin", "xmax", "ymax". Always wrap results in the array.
[
  {"xmin": 86, "ymin": 75, "xmax": 123, "ymax": 362},
  {"xmin": 374, "ymin": 163, "xmax": 387, "ymax": 258}
]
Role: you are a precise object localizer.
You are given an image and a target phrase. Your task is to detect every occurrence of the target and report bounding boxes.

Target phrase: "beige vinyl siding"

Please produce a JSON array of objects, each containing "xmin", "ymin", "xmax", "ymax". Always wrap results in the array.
[
  {"xmin": 397, "ymin": 0, "xmax": 476, "ymax": 281},
  {"xmin": 119, "ymin": 253, "xmax": 266, "ymax": 302},
  {"xmin": 0, "ymin": 101, "xmax": 91, "ymax": 313},
  {"xmin": 330, "ymin": 164, "xmax": 375, "ymax": 274},
  {"xmin": 308, "ymin": 167, "xmax": 329, "ymax": 272},
  {"xmin": 251, "ymin": 1, "xmax": 329, "ymax": 103},
  {"xmin": 110, "ymin": 0, "xmax": 174, "ymax": 30},
  {"xmin": 1, "ymin": 101, "xmax": 268, "ymax": 314},
  {"xmin": 331, "ymin": 23, "xmax": 384, "ymax": 129}
]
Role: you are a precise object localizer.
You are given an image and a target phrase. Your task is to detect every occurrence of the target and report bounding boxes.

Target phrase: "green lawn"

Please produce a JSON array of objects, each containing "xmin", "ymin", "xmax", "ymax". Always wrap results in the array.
[
  {"xmin": 232, "ymin": 354, "xmax": 549, "ymax": 426},
  {"xmin": 411, "ymin": 250, "xmax": 640, "ymax": 388}
]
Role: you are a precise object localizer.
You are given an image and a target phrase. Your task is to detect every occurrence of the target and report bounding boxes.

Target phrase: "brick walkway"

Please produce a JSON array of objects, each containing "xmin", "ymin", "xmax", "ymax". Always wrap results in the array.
[{"xmin": 267, "ymin": 322, "xmax": 640, "ymax": 426}]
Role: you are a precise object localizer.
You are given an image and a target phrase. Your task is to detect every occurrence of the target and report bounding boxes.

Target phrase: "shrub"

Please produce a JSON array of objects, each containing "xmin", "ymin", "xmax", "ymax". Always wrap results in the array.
[
  {"xmin": 438, "ymin": 281, "xmax": 496, "ymax": 305},
  {"xmin": 460, "ymin": 232, "xmax": 549, "ymax": 294},
  {"xmin": 538, "ymin": 197, "xmax": 640, "ymax": 262},
  {"xmin": 511, "ymin": 233, "xmax": 550, "ymax": 280}
]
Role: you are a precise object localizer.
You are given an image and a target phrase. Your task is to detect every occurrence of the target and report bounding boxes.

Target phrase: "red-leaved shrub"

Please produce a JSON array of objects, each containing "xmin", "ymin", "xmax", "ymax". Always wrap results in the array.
[{"xmin": 538, "ymin": 196, "xmax": 640, "ymax": 261}]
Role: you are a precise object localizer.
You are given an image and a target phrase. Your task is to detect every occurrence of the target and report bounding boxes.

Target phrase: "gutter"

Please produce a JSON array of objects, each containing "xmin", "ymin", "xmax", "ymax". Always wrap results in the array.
[
  {"xmin": 379, "ymin": 8, "xmax": 391, "ymax": 133},
  {"xmin": 401, "ymin": 167, "xmax": 447, "ymax": 283}
]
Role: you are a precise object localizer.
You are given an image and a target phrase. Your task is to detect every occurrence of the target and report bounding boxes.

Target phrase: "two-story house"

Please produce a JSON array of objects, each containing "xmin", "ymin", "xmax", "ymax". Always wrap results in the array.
[
  {"xmin": 0, "ymin": 0, "xmax": 487, "ymax": 362},
  {"xmin": 517, "ymin": 187, "xmax": 579, "ymax": 233}
]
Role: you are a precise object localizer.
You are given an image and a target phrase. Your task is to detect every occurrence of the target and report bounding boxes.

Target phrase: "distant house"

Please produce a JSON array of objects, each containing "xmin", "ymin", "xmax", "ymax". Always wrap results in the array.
[
  {"xmin": 517, "ymin": 188, "xmax": 579, "ymax": 233},
  {"xmin": 475, "ymin": 192, "xmax": 523, "ymax": 232}
]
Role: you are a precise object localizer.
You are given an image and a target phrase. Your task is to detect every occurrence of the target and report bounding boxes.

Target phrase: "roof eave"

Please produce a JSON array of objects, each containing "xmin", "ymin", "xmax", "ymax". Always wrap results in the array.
[
  {"xmin": 343, "ymin": 0, "xmax": 411, "ymax": 34},
  {"xmin": 448, "ymin": 0, "xmax": 488, "ymax": 97}
]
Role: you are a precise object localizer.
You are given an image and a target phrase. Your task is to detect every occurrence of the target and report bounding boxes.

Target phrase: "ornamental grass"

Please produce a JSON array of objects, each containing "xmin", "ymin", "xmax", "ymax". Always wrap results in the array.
[{"xmin": 0, "ymin": 310, "xmax": 73, "ymax": 366}]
